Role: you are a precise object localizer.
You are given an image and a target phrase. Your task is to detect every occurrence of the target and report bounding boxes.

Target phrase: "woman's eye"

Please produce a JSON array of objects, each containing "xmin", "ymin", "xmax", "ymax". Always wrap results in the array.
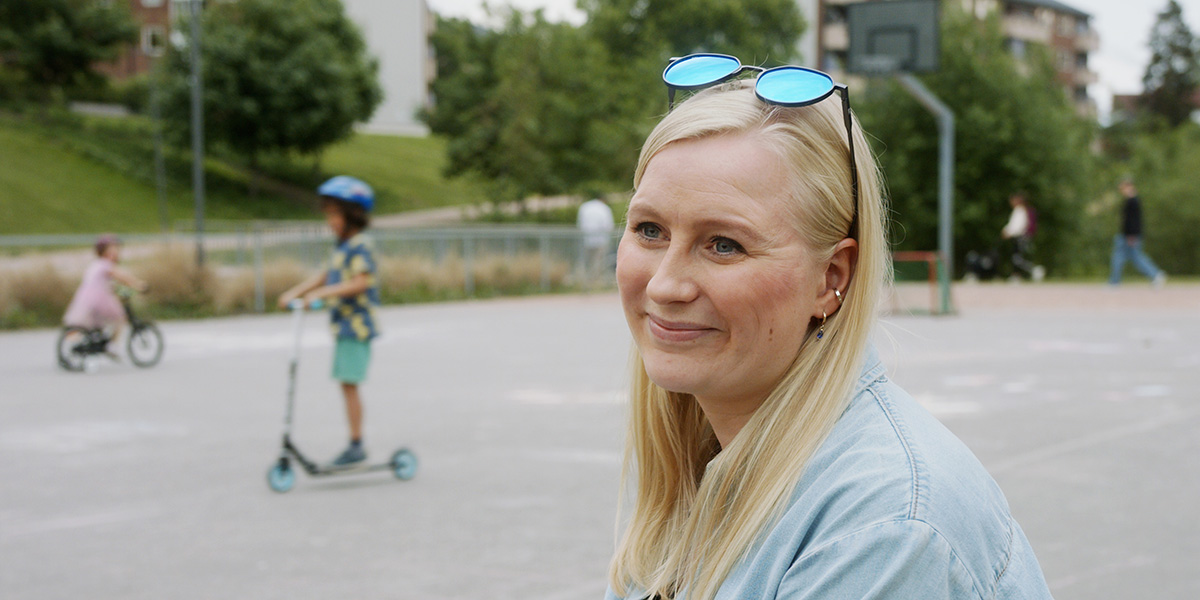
[
  {"xmin": 712, "ymin": 237, "xmax": 744, "ymax": 256},
  {"xmin": 636, "ymin": 223, "xmax": 663, "ymax": 240}
]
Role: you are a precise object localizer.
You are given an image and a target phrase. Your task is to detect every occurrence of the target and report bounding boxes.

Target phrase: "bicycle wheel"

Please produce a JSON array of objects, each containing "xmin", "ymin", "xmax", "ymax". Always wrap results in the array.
[
  {"xmin": 56, "ymin": 327, "xmax": 93, "ymax": 372},
  {"xmin": 127, "ymin": 322, "xmax": 164, "ymax": 368}
]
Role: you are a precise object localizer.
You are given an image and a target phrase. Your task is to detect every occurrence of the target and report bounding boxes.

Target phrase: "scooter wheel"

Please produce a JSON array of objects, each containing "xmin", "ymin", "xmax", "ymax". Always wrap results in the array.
[
  {"xmin": 267, "ymin": 463, "xmax": 296, "ymax": 493},
  {"xmin": 391, "ymin": 448, "xmax": 418, "ymax": 481}
]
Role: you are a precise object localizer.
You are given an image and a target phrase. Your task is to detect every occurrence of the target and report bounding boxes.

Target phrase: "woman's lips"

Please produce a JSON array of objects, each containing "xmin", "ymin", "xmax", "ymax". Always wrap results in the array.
[{"xmin": 647, "ymin": 314, "xmax": 714, "ymax": 343}]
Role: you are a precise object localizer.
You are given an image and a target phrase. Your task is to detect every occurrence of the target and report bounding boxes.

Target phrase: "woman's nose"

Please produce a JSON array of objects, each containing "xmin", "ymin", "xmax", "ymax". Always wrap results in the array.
[{"xmin": 645, "ymin": 245, "xmax": 700, "ymax": 305}]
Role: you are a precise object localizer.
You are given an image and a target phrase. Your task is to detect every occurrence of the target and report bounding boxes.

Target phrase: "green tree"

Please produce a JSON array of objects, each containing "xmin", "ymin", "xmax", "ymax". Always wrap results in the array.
[
  {"xmin": 424, "ymin": 0, "xmax": 807, "ymax": 203},
  {"xmin": 856, "ymin": 6, "xmax": 1096, "ymax": 274},
  {"xmin": 580, "ymin": 0, "xmax": 805, "ymax": 64},
  {"xmin": 1129, "ymin": 123, "xmax": 1200, "ymax": 274},
  {"xmin": 0, "ymin": 0, "xmax": 137, "ymax": 101},
  {"xmin": 160, "ymin": 0, "xmax": 381, "ymax": 171},
  {"xmin": 1142, "ymin": 0, "xmax": 1199, "ymax": 128},
  {"xmin": 424, "ymin": 10, "xmax": 646, "ymax": 203}
]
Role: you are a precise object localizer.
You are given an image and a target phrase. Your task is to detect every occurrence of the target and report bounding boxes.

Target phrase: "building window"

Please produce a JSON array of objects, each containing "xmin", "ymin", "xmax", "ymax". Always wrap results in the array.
[
  {"xmin": 824, "ymin": 5, "xmax": 847, "ymax": 25},
  {"xmin": 1007, "ymin": 4, "xmax": 1035, "ymax": 19},
  {"xmin": 143, "ymin": 25, "xmax": 167, "ymax": 57},
  {"xmin": 1057, "ymin": 50, "xmax": 1072, "ymax": 71},
  {"xmin": 1057, "ymin": 16, "xmax": 1073, "ymax": 36},
  {"xmin": 821, "ymin": 51, "xmax": 846, "ymax": 75},
  {"xmin": 1074, "ymin": 86, "xmax": 1088, "ymax": 102},
  {"xmin": 1075, "ymin": 52, "xmax": 1088, "ymax": 68},
  {"xmin": 1008, "ymin": 38, "xmax": 1027, "ymax": 60}
]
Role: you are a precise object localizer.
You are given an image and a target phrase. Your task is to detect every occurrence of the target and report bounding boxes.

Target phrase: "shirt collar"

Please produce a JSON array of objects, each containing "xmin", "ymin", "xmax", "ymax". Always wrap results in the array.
[{"xmin": 853, "ymin": 343, "xmax": 887, "ymax": 396}]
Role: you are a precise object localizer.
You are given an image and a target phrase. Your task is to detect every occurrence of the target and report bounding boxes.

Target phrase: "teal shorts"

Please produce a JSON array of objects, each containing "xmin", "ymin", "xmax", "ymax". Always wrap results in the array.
[{"xmin": 332, "ymin": 338, "xmax": 372, "ymax": 384}]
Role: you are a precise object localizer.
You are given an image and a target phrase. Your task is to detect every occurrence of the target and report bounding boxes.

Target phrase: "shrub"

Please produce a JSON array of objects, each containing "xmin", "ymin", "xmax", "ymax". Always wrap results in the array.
[
  {"xmin": 0, "ymin": 273, "xmax": 15, "ymax": 320},
  {"xmin": 214, "ymin": 259, "xmax": 309, "ymax": 312},
  {"xmin": 0, "ymin": 262, "xmax": 75, "ymax": 327},
  {"xmin": 377, "ymin": 255, "xmax": 467, "ymax": 303},
  {"xmin": 133, "ymin": 248, "xmax": 215, "ymax": 312},
  {"xmin": 470, "ymin": 254, "xmax": 569, "ymax": 296}
]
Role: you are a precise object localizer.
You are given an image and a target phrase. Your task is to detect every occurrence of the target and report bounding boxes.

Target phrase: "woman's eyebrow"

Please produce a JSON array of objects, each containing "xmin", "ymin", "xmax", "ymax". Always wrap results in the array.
[
  {"xmin": 628, "ymin": 200, "xmax": 774, "ymax": 245},
  {"xmin": 692, "ymin": 216, "xmax": 769, "ymax": 245}
]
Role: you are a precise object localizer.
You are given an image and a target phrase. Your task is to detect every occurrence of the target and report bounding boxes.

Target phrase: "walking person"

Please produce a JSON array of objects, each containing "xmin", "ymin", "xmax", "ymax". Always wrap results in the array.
[
  {"xmin": 278, "ymin": 176, "xmax": 381, "ymax": 468},
  {"xmin": 576, "ymin": 196, "xmax": 615, "ymax": 289},
  {"xmin": 1000, "ymin": 192, "xmax": 1037, "ymax": 280},
  {"xmin": 605, "ymin": 54, "xmax": 1053, "ymax": 600},
  {"xmin": 1109, "ymin": 180, "xmax": 1166, "ymax": 288}
]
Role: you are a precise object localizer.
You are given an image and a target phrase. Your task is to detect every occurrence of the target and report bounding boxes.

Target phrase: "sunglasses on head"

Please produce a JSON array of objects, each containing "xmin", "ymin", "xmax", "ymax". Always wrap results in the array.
[{"xmin": 662, "ymin": 53, "xmax": 860, "ymax": 239}]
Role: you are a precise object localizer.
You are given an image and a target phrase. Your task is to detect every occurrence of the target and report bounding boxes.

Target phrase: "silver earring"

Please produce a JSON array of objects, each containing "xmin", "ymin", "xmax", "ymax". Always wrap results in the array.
[
  {"xmin": 817, "ymin": 311, "xmax": 827, "ymax": 340},
  {"xmin": 834, "ymin": 288, "xmax": 844, "ymax": 304}
]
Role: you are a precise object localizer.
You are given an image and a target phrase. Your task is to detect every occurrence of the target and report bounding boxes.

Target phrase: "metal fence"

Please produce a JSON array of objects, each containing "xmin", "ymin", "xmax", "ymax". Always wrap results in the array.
[{"xmin": 0, "ymin": 222, "xmax": 619, "ymax": 312}]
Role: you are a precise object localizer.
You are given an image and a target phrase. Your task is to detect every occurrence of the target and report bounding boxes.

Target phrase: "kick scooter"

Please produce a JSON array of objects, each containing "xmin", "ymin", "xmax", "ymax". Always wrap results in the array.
[{"xmin": 266, "ymin": 299, "xmax": 418, "ymax": 493}]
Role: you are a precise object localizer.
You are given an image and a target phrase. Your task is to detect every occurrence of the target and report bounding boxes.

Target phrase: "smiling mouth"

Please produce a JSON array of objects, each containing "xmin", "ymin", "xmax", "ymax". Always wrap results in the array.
[{"xmin": 646, "ymin": 315, "xmax": 714, "ymax": 343}]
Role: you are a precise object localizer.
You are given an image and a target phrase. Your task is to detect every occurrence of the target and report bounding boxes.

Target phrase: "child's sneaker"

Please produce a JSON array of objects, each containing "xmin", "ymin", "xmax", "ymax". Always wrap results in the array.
[{"xmin": 329, "ymin": 443, "xmax": 367, "ymax": 468}]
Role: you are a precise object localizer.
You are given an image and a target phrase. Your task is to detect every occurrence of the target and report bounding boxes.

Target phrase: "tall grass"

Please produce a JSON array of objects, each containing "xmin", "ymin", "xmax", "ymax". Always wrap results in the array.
[
  {"xmin": 137, "ymin": 249, "xmax": 216, "ymax": 315},
  {"xmin": 0, "ymin": 262, "xmax": 75, "ymax": 327},
  {"xmin": 214, "ymin": 259, "xmax": 308, "ymax": 312},
  {"xmin": 0, "ymin": 250, "xmax": 581, "ymax": 329}
]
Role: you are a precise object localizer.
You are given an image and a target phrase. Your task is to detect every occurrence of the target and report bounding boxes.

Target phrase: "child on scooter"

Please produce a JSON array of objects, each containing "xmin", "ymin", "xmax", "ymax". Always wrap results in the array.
[
  {"xmin": 278, "ymin": 176, "xmax": 380, "ymax": 468},
  {"xmin": 63, "ymin": 235, "xmax": 148, "ymax": 355}
]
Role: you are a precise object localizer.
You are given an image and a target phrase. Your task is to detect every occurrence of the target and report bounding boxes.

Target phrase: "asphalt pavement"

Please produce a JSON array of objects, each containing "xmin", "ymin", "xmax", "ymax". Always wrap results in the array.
[{"xmin": 1, "ymin": 286, "xmax": 1197, "ymax": 599}]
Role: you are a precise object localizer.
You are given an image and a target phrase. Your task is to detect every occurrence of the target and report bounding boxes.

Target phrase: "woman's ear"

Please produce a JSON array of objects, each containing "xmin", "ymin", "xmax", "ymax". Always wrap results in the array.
[{"xmin": 813, "ymin": 238, "xmax": 858, "ymax": 319}]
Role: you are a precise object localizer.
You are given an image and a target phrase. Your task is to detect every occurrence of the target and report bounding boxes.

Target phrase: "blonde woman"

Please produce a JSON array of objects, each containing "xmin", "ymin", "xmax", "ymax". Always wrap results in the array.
[{"xmin": 606, "ymin": 54, "xmax": 1053, "ymax": 600}]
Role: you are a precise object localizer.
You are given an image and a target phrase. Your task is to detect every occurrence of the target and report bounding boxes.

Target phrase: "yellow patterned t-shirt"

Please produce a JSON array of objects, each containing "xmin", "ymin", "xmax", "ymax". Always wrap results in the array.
[{"xmin": 326, "ymin": 233, "xmax": 379, "ymax": 341}]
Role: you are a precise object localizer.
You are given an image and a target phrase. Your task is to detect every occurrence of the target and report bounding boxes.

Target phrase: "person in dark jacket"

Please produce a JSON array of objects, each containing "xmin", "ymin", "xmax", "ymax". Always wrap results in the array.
[{"xmin": 1109, "ymin": 180, "xmax": 1166, "ymax": 287}]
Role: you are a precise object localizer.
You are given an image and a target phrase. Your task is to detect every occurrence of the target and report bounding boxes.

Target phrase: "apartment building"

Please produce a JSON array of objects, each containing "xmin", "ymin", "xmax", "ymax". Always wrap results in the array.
[
  {"xmin": 97, "ymin": 0, "xmax": 434, "ymax": 135},
  {"xmin": 798, "ymin": 0, "xmax": 1099, "ymax": 116},
  {"xmin": 95, "ymin": 0, "xmax": 173, "ymax": 80}
]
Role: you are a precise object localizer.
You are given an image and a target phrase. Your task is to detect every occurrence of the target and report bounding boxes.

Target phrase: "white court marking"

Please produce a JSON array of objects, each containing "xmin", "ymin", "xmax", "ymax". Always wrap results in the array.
[{"xmin": 0, "ymin": 420, "xmax": 189, "ymax": 453}]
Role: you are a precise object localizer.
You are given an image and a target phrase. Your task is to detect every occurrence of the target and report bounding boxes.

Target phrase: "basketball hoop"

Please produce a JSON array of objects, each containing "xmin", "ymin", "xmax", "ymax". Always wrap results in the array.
[
  {"xmin": 858, "ymin": 55, "xmax": 903, "ymax": 78},
  {"xmin": 846, "ymin": 0, "xmax": 939, "ymax": 76}
]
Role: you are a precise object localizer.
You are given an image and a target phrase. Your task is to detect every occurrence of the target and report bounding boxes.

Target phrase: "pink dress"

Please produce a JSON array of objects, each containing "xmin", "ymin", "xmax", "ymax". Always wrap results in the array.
[{"xmin": 63, "ymin": 258, "xmax": 125, "ymax": 328}]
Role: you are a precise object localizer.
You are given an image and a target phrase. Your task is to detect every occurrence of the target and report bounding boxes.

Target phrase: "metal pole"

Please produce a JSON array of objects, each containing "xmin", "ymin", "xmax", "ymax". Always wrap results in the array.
[
  {"xmin": 149, "ymin": 58, "xmax": 168, "ymax": 233},
  {"xmin": 253, "ymin": 223, "xmax": 265, "ymax": 313},
  {"xmin": 539, "ymin": 233, "xmax": 550, "ymax": 292},
  {"xmin": 463, "ymin": 236, "xmax": 475, "ymax": 297},
  {"xmin": 189, "ymin": 0, "xmax": 206, "ymax": 267},
  {"xmin": 896, "ymin": 74, "xmax": 954, "ymax": 314}
]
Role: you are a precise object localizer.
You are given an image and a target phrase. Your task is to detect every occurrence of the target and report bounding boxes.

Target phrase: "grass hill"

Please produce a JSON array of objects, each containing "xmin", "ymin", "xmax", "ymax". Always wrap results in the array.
[{"xmin": 0, "ymin": 110, "xmax": 487, "ymax": 235}]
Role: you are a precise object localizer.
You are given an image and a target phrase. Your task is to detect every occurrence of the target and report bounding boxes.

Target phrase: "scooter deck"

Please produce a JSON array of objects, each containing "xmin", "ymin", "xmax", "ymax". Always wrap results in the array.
[{"xmin": 309, "ymin": 460, "xmax": 394, "ymax": 476}]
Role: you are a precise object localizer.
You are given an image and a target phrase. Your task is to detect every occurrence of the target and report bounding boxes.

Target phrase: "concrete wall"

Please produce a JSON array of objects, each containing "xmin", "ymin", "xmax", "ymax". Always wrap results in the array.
[{"xmin": 343, "ymin": 0, "xmax": 434, "ymax": 136}]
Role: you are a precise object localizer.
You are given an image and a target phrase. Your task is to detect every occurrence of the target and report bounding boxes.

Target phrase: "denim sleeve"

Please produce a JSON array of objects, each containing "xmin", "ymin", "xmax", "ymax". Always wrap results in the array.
[{"xmin": 777, "ymin": 519, "xmax": 980, "ymax": 600}]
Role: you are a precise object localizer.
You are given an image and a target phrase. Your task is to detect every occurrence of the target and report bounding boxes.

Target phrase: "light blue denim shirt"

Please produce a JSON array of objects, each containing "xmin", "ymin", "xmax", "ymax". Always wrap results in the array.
[{"xmin": 606, "ymin": 346, "xmax": 1054, "ymax": 599}]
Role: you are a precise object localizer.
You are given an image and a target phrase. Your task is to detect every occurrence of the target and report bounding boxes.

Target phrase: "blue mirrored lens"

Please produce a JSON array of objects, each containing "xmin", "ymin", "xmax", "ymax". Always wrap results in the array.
[
  {"xmin": 756, "ymin": 67, "xmax": 834, "ymax": 106},
  {"xmin": 664, "ymin": 54, "xmax": 742, "ymax": 88}
]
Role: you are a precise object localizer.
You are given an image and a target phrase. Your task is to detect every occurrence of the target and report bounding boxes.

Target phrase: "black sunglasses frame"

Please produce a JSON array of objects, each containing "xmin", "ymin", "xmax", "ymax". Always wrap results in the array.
[{"xmin": 664, "ymin": 54, "xmax": 860, "ymax": 240}]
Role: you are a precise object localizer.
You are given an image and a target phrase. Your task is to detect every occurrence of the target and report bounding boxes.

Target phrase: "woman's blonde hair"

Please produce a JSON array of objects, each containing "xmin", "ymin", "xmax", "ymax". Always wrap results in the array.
[{"xmin": 609, "ymin": 81, "xmax": 890, "ymax": 600}]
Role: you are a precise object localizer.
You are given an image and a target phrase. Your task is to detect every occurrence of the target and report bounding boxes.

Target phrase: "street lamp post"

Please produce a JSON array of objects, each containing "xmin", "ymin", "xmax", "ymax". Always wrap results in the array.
[{"xmin": 188, "ymin": 0, "xmax": 206, "ymax": 266}]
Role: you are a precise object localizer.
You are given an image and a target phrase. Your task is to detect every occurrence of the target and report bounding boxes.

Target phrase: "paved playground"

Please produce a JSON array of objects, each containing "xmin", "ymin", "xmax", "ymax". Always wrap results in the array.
[{"xmin": 1, "ymin": 284, "xmax": 1198, "ymax": 599}]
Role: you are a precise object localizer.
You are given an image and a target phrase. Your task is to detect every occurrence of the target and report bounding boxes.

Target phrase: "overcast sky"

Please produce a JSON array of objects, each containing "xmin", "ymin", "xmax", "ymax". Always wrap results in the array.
[{"xmin": 425, "ymin": 0, "xmax": 1200, "ymax": 118}]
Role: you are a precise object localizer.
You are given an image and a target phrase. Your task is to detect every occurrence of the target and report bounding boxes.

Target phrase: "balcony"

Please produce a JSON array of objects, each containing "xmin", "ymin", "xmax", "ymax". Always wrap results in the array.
[
  {"xmin": 1074, "ymin": 30, "xmax": 1099, "ymax": 52},
  {"xmin": 1073, "ymin": 68, "xmax": 1098, "ymax": 86},
  {"xmin": 1003, "ymin": 16, "xmax": 1051, "ymax": 44},
  {"xmin": 824, "ymin": 21, "xmax": 849, "ymax": 51},
  {"xmin": 1074, "ymin": 97, "xmax": 1097, "ymax": 119}
]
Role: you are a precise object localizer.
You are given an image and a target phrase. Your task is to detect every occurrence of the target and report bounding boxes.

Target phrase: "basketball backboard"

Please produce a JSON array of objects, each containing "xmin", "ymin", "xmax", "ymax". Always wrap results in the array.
[{"xmin": 846, "ymin": 0, "xmax": 940, "ymax": 75}]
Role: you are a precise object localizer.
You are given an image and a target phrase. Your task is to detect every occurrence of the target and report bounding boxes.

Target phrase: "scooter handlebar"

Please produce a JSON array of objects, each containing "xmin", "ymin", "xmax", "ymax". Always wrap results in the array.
[{"xmin": 288, "ymin": 298, "xmax": 325, "ymax": 311}]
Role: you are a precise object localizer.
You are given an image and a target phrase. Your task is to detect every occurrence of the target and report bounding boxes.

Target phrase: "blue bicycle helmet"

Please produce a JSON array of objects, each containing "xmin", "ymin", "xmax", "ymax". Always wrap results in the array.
[{"xmin": 317, "ymin": 176, "xmax": 374, "ymax": 212}]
